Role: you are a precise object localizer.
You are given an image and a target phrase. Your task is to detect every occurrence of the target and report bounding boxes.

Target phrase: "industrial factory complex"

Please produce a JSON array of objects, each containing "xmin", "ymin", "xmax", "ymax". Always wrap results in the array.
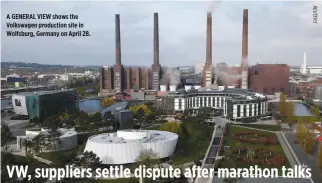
[
  {"xmin": 98, "ymin": 9, "xmax": 288, "ymax": 122},
  {"xmin": 99, "ymin": 10, "xmax": 290, "ymax": 97}
]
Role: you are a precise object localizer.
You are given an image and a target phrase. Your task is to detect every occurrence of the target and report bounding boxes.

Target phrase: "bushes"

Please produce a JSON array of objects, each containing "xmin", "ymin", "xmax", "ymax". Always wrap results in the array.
[
  {"xmin": 312, "ymin": 123, "xmax": 321, "ymax": 132},
  {"xmin": 227, "ymin": 147, "xmax": 285, "ymax": 166},
  {"xmin": 232, "ymin": 132, "xmax": 278, "ymax": 145}
]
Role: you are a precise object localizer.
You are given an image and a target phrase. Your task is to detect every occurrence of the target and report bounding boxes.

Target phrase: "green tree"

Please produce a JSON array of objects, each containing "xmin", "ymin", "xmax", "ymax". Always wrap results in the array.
[
  {"xmin": 317, "ymin": 143, "xmax": 322, "ymax": 169},
  {"xmin": 31, "ymin": 133, "xmax": 45, "ymax": 155},
  {"xmin": 59, "ymin": 112, "xmax": 70, "ymax": 122},
  {"xmin": 71, "ymin": 151, "xmax": 101, "ymax": 169},
  {"xmin": 103, "ymin": 111, "xmax": 116, "ymax": 130},
  {"xmin": 135, "ymin": 149, "xmax": 160, "ymax": 183},
  {"xmin": 75, "ymin": 87, "xmax": 85, "ymax": 97},
  {"xmin": 159, "ymin": 122, "xmax": 182, "ymax": 134},
  {"xmin": 279, "ymin": 93, "xmax": 287, "ymax": 121},
  {"xmin": 91, "ymin": 112, "xmax": 102, "ymax": 123},
  {"xmin": 1, "ymin": 124, "xmax": 12, "ymax": 151},
  {"xmin": 101, "ymin": 97, "xmax": 115, "ymax": 107},
  {"xmin": 197, "ymin": 107, "xmax": 214, "ymax": 122},
  {"xmin": 286, "ymin": 102, "xmax": 294, "ymax": 124},
  {"xmin": 136, "ymin": 148, "xmax": 159, "ymax": 166}
]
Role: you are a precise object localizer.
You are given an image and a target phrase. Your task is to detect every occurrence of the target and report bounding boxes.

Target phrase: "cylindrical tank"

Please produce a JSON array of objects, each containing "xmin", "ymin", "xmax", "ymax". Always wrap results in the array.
[
  {"xmin": 194, "ymin": 85, "xmax": 201, "ymax": 89},
  {"xmin": 160, "ymin": 85, "xmax": 167, "ymax": 91},
  {"xmin": 184, "ymin": 85, "xmax": 192, "ymax": 91},
  {"xmin": 218, "ymin": 86, "xmax": 225, "ymax": 90},
  {"xmin": 313, "ymin": 86, "xmax": 322, "ymax": 100},
  {"xmin": 169, "ymin": 85, "xmax": 177, "ymax": 92}
]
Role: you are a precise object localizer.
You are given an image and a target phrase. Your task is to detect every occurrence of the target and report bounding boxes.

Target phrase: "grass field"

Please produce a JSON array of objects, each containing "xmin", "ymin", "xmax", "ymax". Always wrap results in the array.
[
  {"xmin": 219, "ymin": 125, "xmax": 290, "ymax": 174},
  {"xmin": 234, "ymin": 124, "xmax": 281, "ymax": 131}
]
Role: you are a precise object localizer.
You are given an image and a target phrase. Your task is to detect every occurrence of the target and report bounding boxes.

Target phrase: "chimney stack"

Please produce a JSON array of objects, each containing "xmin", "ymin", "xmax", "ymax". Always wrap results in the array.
[
  {"xmin": 240, "ymin": 9, "xmax": 249, "ymax": 89},
  {"xmin": 206, "ymin": 12, "xmax": 212, "ymax": 66},
  {"xmin": 241, "ymin": 9, "xmax": 248, "ymax": 68},
  {"xmin": 154, "ymin": 13, "xmax": 159, "ymax": 66},
  {"xmin": 115, "ymin": 14, "xmax": 121, "ymax": 65}
]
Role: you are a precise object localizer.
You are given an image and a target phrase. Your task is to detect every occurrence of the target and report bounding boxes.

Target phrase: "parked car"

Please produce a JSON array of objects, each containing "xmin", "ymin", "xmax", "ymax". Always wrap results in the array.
[{"xmin": 294, "ymin": 140, "xmax": 299, "ymax": 144}]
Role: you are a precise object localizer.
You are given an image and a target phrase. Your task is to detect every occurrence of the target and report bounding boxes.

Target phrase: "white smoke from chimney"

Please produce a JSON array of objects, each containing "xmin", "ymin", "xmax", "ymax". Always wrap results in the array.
[
  {"xmin": 160, "ymin": 67, "xmax": 181, "ymax": 86},
  {"xmin": 208, "ymin": 0, "xmax": 222, "ymax": 13},
  {"xmin": 212, "ymin": 63, "xmax": 241, "ymax": 86},
  {"xmin": 302, "ymin": 52, "xmax": 307, "ymax": 74}
]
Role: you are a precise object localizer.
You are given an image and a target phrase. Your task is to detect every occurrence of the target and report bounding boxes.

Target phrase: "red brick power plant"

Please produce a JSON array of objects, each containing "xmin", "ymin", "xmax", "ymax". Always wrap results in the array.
[
  {"xmin": 100, "ymin": 13, "xmax": 162, "ymax": 96},
  {"xmin": 100, "ymin": 10, "xmax": 290, "ymax": 96}
]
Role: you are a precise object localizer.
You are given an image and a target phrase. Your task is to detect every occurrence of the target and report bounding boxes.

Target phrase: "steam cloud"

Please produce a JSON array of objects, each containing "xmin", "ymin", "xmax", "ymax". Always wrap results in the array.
[
  {"xmin": 160, "ymin": 67, "xmax": 181, "ymax": 86},
  {"xmin": 213, "ymin": 63, "xmax": 241, "ymax": 86},
  {"xmin": 208, "ymin": 0, "xmax": 222, "ymax": 12}
]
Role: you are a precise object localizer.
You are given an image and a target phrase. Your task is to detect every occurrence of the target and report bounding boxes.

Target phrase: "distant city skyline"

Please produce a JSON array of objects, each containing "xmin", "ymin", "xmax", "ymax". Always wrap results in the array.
[{"xmin": 1, "ymin": 1, "xmax": 322, "ymax": 66}]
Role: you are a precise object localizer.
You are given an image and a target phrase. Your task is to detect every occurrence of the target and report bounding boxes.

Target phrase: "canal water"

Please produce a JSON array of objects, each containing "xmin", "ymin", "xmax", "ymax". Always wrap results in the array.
[
  {"xmin": 1, "ymin": 99, "xmax": 316, "ymax": 117},
  {"xmin": 78, "ymin": 99, "xmax": 102, "ymax": 114},
  {"xmin": 293, "ymin": 103, "xmax": 315, "ymax": 116}
]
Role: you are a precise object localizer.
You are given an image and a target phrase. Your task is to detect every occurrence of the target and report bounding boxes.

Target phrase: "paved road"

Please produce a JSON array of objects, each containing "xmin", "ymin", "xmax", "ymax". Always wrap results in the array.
[
  {"xmin": 276, "ymin": 133, "xmax": 298, "ymax": 167},
  {"xmin": 284, "ymin": 133, "xmax": 321, "ymax": 183}
]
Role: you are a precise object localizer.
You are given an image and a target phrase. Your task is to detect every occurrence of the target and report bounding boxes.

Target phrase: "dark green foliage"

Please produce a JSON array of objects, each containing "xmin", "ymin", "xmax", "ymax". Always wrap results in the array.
[
  {"xmin": 71, "ymin": 151, "xmax": 101, "ymax": 169},
  {"xmin": 1, "ymin": 123, "xmax": 12, "ymax": 148}
]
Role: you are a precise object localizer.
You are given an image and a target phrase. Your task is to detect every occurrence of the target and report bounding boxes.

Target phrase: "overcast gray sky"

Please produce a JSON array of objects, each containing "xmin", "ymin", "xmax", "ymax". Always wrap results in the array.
[{"xmin": 1, "ymin": 1, "xmax": 322, "ymax": 67}]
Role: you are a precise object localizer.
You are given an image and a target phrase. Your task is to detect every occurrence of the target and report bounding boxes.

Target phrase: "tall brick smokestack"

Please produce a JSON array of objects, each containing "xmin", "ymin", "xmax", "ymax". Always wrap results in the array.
[
  {"xmin": 241, "ymin": 9, "xmax": 248, "ymax": 68},
  {"xmin": 206, "ymin": 12, "xmax": 212, "ymax": 66},
  {"xmin": 203, "ymin": 12, "xmax": 213, "ymax": 87},
  {"xmin": 154, "ymin": 13, "xmax": 159, "ymax": 66},
  {"xmin": 240, "ymin": 9, "xmax": 248, "ymax": 89},
  {"xmin": 115, "ymin": 14, "xmax": 121, "ymax": 65}
]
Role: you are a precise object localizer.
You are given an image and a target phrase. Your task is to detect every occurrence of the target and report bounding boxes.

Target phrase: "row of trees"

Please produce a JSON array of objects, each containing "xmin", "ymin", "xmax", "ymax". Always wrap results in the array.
[
  {"xmin": 296, "ymin": 122, "xmax": 316, "ymax": 154},
  {"xmin": 21, "ymin": 129, "xmax": 63, "ymax": 157},
  {"xmin": 278, "ymin": 94, "xmax": 295, "ymax": 123}
]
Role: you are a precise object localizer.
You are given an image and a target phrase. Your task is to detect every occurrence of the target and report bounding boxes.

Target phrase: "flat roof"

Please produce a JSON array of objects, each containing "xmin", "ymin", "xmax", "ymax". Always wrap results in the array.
[
  {"xmin": 14, "ymin": 90, "xmax": 74, "ymax": 96},
  {"xmin": 167, "ymin": 88, "xmax": 266, "ymax": 101},
  {"xmin": 88, "ymin": 130, "xmax": 178, "ymax": 144}
]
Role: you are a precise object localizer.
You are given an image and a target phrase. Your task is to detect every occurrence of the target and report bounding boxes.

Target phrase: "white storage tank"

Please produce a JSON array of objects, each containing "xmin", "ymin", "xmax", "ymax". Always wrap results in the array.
[
  {"xmin": 194, "ymin": 85, "xmax": 201, "ymax": 89},
  {"xmin": 160, "ymin": 85, "xmax": 167, "ymax": 91},
  {"xmin": 218, "ymin": 86, "xmax": 225, "ymax": 91},
  {"xmin": 170, "ymin": 85, "xmax": 177, "ymax": 92},
  {"xmin": 313, "ymin": 86, "xmax": 322, "ymax": 100},
  {"xmin": 184, "ymin": 85, "xmax": 192, "ymax": 91}
]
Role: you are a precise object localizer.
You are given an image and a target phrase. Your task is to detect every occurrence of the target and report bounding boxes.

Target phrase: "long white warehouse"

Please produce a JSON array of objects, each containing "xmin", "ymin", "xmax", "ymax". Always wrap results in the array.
[{"xmin": 84, "ymin": 130, "xmax": 178, "ymax": 164}]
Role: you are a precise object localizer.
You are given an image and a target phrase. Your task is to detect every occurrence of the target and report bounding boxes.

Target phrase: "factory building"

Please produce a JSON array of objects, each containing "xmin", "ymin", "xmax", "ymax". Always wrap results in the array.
[
  {"xmin": 11, "ymin": 90, "xmax": 78, "ymax": 121},
  {"xmin": 99, "ymin": 13, "xmax": 162, "ymax": 96},
  {"xmin": 300, "ymin": 52, "xmax": 322, "ymax": 75},
  {"xmin": 313, "ymin": 86, "xmax": 322, "ymax": 101},
  {"xmin": 164, "ymin": 88, "xmax": 268, "ymax": 122},
  {"xmin": 99, "ymin": 9, "xmax": 293, "ymax": 98},
  {"xmin": 248, "ymin": 64, "xmax": 290, "ymax": 95}
]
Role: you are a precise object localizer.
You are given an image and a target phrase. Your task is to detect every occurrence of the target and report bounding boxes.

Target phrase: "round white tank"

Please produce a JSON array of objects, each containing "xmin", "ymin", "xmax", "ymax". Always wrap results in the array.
[
  {"xmin": 184, "ymin": 85, "xmax": 192, "ymax": 91},
  {"xmin": 194, "ymin": 85, "xmax": 201, "ymax": 89},
  {"xmin": 218, "ymin": 86, "xmax": 225, "ymax": 91},
  {"xmin": 160, "ymin": 85, "xmax": 167, "ymax": 91},
  {"xmin": 84, "ymin": 130, "xmax": 178, "ymax": 164},
  {"xmin": 170, "ymin": 85, "xmax": 177, "ymax": 92}
]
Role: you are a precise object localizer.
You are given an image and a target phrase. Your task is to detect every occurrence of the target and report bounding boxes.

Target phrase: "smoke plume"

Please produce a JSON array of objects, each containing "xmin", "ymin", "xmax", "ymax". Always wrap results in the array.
[
  {"xmin": 212, "ymin": 63, "xmax": 241, "ymax": 86},
  {"xmin": 160, "ymin": 67, "xmax": 181, "ymax": 86},
  {"xmin": 208, "ymin": 0, "xmax": 222, "ymax": 12}
]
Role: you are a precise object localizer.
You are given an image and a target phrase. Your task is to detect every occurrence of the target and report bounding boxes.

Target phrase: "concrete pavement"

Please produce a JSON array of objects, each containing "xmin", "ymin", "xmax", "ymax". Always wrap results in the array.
[{"xmin": 284, "ymin": 133, "xmax": 321, "ymax": 183}]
